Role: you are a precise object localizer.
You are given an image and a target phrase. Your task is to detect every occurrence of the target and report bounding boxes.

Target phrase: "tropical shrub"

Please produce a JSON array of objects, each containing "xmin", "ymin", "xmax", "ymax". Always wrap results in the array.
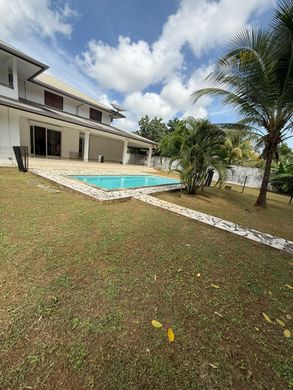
[{"xmin": 160, "ymin": 118, "xmax": 226, "ymax": 194}]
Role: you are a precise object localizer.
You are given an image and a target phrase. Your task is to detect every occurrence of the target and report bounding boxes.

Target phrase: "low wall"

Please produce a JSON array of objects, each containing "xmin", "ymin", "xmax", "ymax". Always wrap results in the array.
[
  {"xmin": 213, "ymin": 166, "xmax": 265, "ymax": 189},
  {"xmin": 127, "ymin": 153, "xmax": 147, "ymax": 165},
  {"xmin": 151, "ymin": 156, "xmax": 179, "ymax": 171},
  {"xmin": 149, "ymin": 156, "xmax": 266, "ymax": 189}
]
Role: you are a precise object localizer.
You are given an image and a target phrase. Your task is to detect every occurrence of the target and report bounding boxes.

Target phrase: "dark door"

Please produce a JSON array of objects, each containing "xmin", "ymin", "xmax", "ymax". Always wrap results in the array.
[
  {"xmin": 34, "ymin": 126, "xmax": 46, "ymax": 156},
  {"xmin": 47, "ymin": 129, "xmax": 61, "ymax": 156},
  {"xmin": 79, "ymin": 136, "xmax": 84, "ymax": 158}
]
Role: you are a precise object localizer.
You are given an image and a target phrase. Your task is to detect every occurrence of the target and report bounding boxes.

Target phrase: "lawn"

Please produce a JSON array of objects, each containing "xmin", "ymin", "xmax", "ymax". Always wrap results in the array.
[
  {"xmin": 156, "ymin": 184, "xmax": 293, "ymax": 241},
  {"xmin": 0, "ymin": 168, "xmax": 292, "ymax": 390}
]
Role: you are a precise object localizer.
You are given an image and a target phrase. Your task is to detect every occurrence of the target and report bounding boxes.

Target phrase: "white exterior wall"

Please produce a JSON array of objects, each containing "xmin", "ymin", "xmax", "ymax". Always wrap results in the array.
[
  {"xmin": 89, "ymin": 135, "xmax": 124, "ymax": 162},
  {"xmin": 61, "ymin": 127, "xmax": 80, "ymax": 158},
  {"xmin": 19, "ymin": 117, "xmax": 30, "ymax": 148},
  {"xmin": 18, "ymin": 80, "xmax": 113, "ymax": 124},
  {"xmin": 0, "ymin": 107, "xmax": 20, "ymax": 164}
]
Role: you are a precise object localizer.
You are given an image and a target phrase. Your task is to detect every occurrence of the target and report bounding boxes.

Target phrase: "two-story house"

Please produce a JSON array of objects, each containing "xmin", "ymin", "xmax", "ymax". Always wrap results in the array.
[{"xmin": 0, "ymin": 41, "xmax": 156, "ymax": 166}]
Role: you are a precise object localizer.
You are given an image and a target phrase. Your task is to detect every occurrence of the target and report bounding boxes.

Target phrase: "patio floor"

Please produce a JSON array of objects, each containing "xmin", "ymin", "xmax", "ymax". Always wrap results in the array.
[{"xmin": 28, "ymin": 157, "xmax": 157, "ymax": 173}]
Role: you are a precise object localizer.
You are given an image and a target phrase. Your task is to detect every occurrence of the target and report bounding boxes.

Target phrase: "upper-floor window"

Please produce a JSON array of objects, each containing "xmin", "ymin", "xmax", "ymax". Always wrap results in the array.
[
  {"xmin": 0, "ymin": 52, "xmax": 13, "ymax": 89},
  {"xmin": 44, "ymin": 90, "xmax": 63, "ymax": 110},
  {"xmin": 89, "ymin": 107, "xmax": 102, "ymax": 122}
]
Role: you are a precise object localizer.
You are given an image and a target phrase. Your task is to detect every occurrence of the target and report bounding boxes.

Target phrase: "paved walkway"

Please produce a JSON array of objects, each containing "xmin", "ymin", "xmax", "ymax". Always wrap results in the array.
[{"xmin": 134, "ymin": 194, "xmax": 293, "ymax": 255}]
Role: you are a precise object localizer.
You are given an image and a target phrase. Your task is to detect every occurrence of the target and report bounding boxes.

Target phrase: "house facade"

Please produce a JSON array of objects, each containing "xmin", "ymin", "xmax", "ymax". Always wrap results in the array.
[{"xmin": 0, "ymin": 41, "xmax": 156, "ymax": 166}]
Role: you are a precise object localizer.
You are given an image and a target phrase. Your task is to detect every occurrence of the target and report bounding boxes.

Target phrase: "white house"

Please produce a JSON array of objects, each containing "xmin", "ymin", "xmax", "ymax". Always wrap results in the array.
[{"xmin": 0, "ymin": 41, "xmax": 156, "ymax": 166}]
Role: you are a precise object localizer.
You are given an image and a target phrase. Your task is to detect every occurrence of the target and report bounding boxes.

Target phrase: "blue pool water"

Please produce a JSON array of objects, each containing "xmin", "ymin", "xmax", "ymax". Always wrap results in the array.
[{"xmin": 71, "ymin": 175, "xmax": 180, "ymax": 190}]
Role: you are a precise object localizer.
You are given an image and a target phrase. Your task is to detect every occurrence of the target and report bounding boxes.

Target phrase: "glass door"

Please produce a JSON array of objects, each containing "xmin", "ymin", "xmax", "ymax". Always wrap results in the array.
[
  {"xmin": 47, "ymin": 129, "xmax": 61, "ymax": 157},
  {"xmin": 34, "ymin": 126, "xmax": 46, "ymax": 156},
  {"xmin": 30, "ymin": 126, "xmax": 61, "ymax": 157}
]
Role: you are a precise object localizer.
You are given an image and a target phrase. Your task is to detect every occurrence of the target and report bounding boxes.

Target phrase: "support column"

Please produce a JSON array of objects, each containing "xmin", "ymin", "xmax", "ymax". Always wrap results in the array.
[
  {"xmin": 146, "ymin": 146, "xmax": 152, "ymax": 167},
  {"xmin": 122, "ymin": 139, "xmax": 128, "ymax": 164},
  {"xmin": 83, "ymin": 132, "xmax": 90, "ymax": 162}
]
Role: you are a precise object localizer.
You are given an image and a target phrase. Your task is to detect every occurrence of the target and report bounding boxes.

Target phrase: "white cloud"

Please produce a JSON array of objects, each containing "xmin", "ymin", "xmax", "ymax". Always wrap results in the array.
[
  {"xmin": 125, "ymin": 92, "xmax": 173, "ymax": 119},
  {"xmin": 120, "ymin": 65, "xmax": 213, "ymax": 130},
  {"xmin": 0, "ymin": 0, "xmax": 76, "ymax": 40},
  {"xmin": 78, "ymin": 36, "xmax": 182, "ymax": 93},
  {"xmin": 78, "ymin": 0, "xmax": 275, "ymax": 94}
]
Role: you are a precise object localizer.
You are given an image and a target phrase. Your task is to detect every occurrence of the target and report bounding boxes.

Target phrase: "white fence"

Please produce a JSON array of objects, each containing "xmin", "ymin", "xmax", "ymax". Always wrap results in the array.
[{"xmin": 149, "ymin": 156, "xmax": 265, "ymax": 189}]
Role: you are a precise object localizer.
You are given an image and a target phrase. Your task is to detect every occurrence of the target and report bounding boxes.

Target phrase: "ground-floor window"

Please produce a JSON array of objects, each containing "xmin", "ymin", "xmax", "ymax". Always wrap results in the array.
[{"xmin": 30, "ymin": 125, "xmax": 61, "ymax": 157}]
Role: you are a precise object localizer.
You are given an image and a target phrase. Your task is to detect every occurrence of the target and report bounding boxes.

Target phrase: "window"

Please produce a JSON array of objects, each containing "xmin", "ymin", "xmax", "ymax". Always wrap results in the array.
[
  {"xmin": 44, "ymin": 90, "xmax": 63, "ymax": 110},
  {"xmin": 89, "ymin": 107, "xmax": 102, "ymax": 122},
  {"xmin": 0, "ymin": 53, "xmax": 13, "ymax": 89}
]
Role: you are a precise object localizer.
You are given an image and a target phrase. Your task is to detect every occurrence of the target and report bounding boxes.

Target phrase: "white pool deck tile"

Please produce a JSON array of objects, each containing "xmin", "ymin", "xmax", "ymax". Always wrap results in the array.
[
  {"xmin": 31, "ymin": 168, "xmax": 293, "ymax": 255},
  {"xmin": 30, "ymin": 168, "xmax": 183, "ymax": 202}
]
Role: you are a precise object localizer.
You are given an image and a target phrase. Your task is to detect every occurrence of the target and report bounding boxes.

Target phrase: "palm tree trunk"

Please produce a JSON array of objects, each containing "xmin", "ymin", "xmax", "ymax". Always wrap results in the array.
[{"xmin": 255, "ymin": 149, "xmax": 274, "ymax": 208}]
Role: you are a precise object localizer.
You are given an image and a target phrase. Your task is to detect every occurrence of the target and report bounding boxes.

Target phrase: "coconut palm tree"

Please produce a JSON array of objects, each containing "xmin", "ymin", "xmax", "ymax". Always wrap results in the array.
[
  {"xmin": 220, "ymin": 130, "xmax": 257, "ymax": 165},
  {"xmin": 160, "ymin": 118, "xmax": 226, "ymax": 194},
  {"xmin": 193, "ymin": 0, "xmax": 293, "ymax": 207}
]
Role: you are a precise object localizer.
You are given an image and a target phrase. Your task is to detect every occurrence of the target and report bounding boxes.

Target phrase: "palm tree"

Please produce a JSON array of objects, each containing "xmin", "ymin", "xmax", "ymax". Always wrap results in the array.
[
  {"xmin": 160, "ymin": 118, "xmax": 226, "ymax": 194},
  {"xmin": 193, "ymin": 0, "xmax": 293, "ymax": 207},
  {"xmin": 221, "ymin": 130, "xmax": 257, "ymax": 165}
]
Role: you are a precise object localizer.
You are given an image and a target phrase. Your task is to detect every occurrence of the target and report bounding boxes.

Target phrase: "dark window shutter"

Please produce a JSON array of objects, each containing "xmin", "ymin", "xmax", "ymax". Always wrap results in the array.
[
  {"xmin": 89, "ymin": 108, "xmax": 102, "ymax": 122},
  {"xmin": 44, "ymin": 91, "xmax": 63, "ymax": 110}
]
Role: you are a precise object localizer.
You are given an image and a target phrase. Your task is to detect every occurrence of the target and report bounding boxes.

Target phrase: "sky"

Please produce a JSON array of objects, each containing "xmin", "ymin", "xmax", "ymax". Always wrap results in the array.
[{"xmin": 1, "ymin": 0, "xmax": 291, "ymax": 147}]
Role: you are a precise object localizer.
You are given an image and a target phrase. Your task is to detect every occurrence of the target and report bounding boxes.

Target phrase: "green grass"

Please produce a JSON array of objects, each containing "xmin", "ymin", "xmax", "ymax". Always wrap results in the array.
[
  {"xmin": 156, "ymin": 183, "xmax": 293, "ymax": 241},
  {"xmin": 0, "ymin": 168, "xmax": 292, "ymax": 390}
]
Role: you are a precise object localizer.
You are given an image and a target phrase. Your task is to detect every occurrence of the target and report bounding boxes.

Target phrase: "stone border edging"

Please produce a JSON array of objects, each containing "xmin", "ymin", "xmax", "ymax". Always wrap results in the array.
[{"xmin": 133, "ymin": 194, "xmax": 293, "ymax": 255}]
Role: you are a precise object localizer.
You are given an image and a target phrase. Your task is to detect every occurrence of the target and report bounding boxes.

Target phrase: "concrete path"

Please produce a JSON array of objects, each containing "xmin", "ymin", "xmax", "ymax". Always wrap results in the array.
[{"xmin": 134, "ymin": 194, "xmax": 293, "ymax": 255}]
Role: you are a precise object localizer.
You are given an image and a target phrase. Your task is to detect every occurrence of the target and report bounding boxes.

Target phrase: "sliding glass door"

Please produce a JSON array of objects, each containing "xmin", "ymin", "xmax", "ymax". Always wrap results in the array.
[
  {"xmin": 47, "ymin": 130, "xmax": 61, "ymax": 156},
  {"xmin": 30, "ymin": 125, "xmax": 61, "ymax": 157}
]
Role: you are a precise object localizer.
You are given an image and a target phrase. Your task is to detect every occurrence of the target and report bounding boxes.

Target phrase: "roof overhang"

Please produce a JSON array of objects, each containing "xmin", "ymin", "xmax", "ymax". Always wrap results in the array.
[{"xmin": 0, "ymin": 40, "xmax": 48, "ymax": 80}]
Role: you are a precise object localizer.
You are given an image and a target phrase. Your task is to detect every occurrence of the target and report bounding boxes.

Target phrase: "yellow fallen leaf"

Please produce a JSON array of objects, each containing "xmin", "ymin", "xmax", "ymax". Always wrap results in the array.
[
  {"xmin": 196, "ymin": 273, "xmax": 201, "ymax": 277},
  {"xmin": 276, "ymin": 319, "xmax": 285, "ymax": 327},
  {"xmin": 209, "ymin": 363, "xmax": 218, "ymax": 369},
  {"xmin": 167, "ymin": 328, "xmax": 175, "ymax": 342},
  {"xmin": 151, "ymin": 320, "xmax": 163, "ymax": 328},
  {"xmin": 262, "ymin": 312, "xmax": 273, "ymax": 323},
  {"xmin": 285, "ymin": 284, "xmax": 293, "ymax": 290},
  {"xmin": 284, "ymin": 329, "xmax": 291, "ymax": 338},
  {"xmin": 211, "ymin": 284, "xmax": 220, "ymax": 289},
  {"xmin": 255, "ymin": 327, "xmax": 259, "ymax": 331}
]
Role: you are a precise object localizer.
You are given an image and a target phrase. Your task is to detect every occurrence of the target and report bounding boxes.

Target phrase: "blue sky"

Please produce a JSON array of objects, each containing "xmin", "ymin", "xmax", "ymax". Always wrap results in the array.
[{"xmin": 1, "ymin": 0, "xmax": 292, "ymax": 147}]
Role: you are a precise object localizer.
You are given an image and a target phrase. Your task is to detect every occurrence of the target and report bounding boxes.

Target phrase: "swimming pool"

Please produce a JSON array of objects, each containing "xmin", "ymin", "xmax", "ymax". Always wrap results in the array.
[{"xmin": 71, "ymin": 175, "xmax": 181, "ymax": 190}]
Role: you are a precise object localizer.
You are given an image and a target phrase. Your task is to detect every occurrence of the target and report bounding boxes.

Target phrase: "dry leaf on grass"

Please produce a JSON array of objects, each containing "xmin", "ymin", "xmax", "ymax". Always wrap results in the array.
[
  {"xmin": 167, "ymin": 328, "xmax": 175, "ymax": 342},
  {"xmin": 262, "ymin": 312, "xmax": 273, "ymax": 323},
  {"xmin": 151, "ymin": 320, "xmax": 163, "ymax": 328},
  {"xmin": 211, "ymin": 284, "xmax": 220, "ymax": 289},
  {"xmin": 284, "ymin": 329, "xmax": 291, "ymax": 338},
  {"xmin": 276, "ymin": 319, "xmax": 285, "ymax": 327}
]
